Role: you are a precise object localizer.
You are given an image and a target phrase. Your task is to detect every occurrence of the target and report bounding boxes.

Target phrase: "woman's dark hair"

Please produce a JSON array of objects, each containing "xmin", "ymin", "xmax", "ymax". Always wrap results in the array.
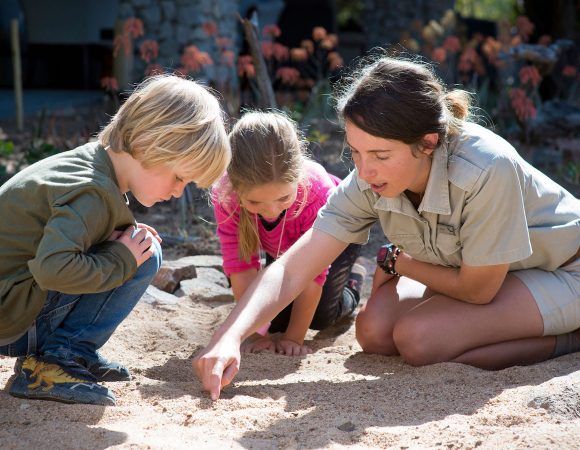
[{"xmin": 335, "ymin": 54, "xmax": 471, "ymax": 152}]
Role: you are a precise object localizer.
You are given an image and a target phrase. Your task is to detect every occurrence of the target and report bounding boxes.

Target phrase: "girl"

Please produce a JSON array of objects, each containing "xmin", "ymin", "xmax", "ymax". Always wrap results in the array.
[
  {"xmin": 212, "ymin": 111, "xmax": 364, "ymax": 356},
  {"xmin": 196, "ymin": 56, "xmax": 579, "ymax": 400}
]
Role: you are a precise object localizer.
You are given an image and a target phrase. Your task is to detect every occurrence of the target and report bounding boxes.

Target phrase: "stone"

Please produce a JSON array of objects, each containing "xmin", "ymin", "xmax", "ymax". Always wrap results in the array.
[
  {"xmin": 152, "ymin": 259, "xmax": 197, "ymax": 293},
  {"xmin": 175, "ymin": 278, "xmax": 233, "ymax": 303},
  {"xmin": 141, "ymin": 285, "xmax": 180, "ymax": 305},
  {"xmin": 196, "ymin": 267, "xmax": 229, "ymax": 288},
  {"xmin": 178, "ymin": 255, "xmax": 224, "ymax": 272}
]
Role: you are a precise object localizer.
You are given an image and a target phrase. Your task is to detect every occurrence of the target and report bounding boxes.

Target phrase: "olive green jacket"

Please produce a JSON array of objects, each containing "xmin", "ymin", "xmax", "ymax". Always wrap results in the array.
[{"xmin": 0, "ymin": 142, "xmax": 137, "ymax": 342}]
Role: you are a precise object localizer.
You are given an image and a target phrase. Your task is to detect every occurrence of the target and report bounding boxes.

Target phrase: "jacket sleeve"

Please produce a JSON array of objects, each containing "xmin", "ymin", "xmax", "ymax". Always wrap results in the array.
[{"xmin": 27, "ymin": 190, "xmax": 137, "ymax": 294}]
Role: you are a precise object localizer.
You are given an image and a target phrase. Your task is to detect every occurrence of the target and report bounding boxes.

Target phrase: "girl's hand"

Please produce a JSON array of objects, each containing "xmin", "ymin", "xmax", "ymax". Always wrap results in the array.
[
  {"xmin": 240, "ymin": 334, "xmax": 276, "ymax": 353},
  {"xmin": 276, "ymin": 338, "xmax": 312, "ymax": 356},
  {"xmin": 136, "ymin": 222, "xmax": 162, "ymax": 243}
]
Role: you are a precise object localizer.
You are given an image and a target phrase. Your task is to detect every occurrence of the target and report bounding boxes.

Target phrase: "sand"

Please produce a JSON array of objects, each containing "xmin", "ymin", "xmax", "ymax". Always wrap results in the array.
[{"xmin": 2, "ymin": 280, "xmax": 580, "ymax": 450}]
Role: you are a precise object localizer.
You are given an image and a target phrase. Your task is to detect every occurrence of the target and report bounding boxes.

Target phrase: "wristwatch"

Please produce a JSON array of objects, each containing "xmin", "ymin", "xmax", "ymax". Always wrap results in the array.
[{"xmin": 376, "ymin": 243, "xmax": 401, "ymax": 276}]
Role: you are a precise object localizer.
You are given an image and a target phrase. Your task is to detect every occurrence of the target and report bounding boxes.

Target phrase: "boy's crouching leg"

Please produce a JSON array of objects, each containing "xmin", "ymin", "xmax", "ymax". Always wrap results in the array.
[
  {"xmin": 9, "ymin": 355, "xmax": 115, "ymax": 406},
  {"xmin": 38, "ymin": 230, "xmax": 163, "ymax": 382}
]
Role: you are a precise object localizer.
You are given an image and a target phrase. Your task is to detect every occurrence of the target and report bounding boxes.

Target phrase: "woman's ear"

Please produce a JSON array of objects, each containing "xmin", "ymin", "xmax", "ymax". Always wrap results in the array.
[{"xmin": 420, "ymin": 133, "xmax": 439, "ymax": 155}]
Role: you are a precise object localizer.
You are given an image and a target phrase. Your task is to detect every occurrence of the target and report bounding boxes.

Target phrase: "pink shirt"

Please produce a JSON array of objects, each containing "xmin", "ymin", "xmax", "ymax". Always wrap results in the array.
[{"xmin": 213, "ymin": 160, "xmax": 340, "ymax": 286}]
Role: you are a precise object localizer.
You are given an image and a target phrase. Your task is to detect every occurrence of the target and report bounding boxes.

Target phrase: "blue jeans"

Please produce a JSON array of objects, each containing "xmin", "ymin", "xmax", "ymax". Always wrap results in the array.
[{"xmin": 0, "ymin": 237, "xmax": 161, "ymax": 364}]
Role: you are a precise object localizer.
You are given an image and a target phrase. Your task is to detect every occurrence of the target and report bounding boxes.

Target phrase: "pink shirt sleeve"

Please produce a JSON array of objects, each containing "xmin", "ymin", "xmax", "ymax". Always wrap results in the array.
[{"xmin": 212, "ymin": 185, "xmax": 260, "ymax": 277}]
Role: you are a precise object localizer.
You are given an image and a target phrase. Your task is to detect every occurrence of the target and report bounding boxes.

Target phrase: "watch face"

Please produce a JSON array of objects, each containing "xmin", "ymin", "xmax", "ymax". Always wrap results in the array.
[{"xmin": 376, "ymin": 246, "xmax": 388, "ymax": 264}]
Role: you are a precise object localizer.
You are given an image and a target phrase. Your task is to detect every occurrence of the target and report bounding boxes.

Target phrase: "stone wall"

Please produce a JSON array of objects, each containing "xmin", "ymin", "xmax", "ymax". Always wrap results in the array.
[
  {"xmin": 116, "ymin": 0, "xmax": 239, "ymax": 87},
  {"xmin": 363, "ymin": 0, "xmax": 455, "ymax": 49}
]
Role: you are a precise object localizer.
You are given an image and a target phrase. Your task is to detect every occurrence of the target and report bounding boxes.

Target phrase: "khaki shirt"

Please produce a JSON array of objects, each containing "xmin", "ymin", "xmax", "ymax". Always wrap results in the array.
[{"xmin": 314, "ymin": 123, "xmax": 579, "ymax": 271}]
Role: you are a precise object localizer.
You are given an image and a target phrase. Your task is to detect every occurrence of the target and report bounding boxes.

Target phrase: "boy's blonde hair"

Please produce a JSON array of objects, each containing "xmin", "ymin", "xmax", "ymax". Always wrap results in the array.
[
  {"xmin": 217, "ymin": 110, "xmax": 310, "ymax": 261},
  {"xmin": 98, "ymin": 74, "xmax": 230, "ymax": 188}
]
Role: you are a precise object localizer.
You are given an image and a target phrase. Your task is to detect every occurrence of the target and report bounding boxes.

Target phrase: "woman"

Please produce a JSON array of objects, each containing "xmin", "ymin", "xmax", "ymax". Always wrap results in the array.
[{"xmin": 194, "ymin": 55, "xmax": 580, "ymax": 400}]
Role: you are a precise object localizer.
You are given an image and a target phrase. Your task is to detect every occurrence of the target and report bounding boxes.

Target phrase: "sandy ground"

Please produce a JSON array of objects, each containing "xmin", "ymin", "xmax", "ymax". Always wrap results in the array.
[{"xmin": 1, "ymin": 270, "xmax": 580, "ymax": 449}]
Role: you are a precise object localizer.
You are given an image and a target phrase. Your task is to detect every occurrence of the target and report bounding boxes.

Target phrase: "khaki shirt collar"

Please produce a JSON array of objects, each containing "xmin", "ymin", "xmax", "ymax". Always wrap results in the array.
[{"xmin": 355, "ymin": 142, "xmax": 452, "ymax": 216}]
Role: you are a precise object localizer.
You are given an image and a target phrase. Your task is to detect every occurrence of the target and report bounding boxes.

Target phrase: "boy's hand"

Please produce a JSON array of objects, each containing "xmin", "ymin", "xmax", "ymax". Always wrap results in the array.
[
  {"xmin": 115, "ymin": 226, "xmax": 154, "ymax": 267},
  {"xmin": 136, "ymin": 222, "xmax": 162, "ymax": 243},
  {"xmin": 276, "ymin": 338, "xmax": 312, "ymax": 356}
]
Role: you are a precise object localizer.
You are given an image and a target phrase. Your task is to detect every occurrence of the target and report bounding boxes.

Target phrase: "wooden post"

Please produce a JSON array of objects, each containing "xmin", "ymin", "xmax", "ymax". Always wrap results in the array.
[
  {"xmin": 240, "ymin": 17, "xmax": 277, "ymax": 109},
  {"xmin": 10, "ymin": 19, "xmax": 23, "ymax": 131},
  {"xmin": 112, "ymin": 19, "xmax": 134, "ymax": 90}
]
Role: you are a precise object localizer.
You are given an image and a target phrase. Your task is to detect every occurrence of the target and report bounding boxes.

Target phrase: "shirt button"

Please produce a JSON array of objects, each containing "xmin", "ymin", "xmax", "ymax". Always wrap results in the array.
[{"xmin": 456, "ymin": 241, "xmax": 461, "ymax": 246}]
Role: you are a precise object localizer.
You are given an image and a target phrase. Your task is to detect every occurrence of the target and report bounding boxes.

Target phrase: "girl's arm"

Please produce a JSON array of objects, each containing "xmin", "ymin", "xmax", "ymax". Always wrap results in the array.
[
  {"xmin": 277, "ymin": 281, "xmax": 323, "ymax": 355},
  {"xmin": 230, "ymin": 269, "xmax": 259, "ymax": 301},
  {"xmin": 230, "ymin": 269, "xmax": 276, "ymax": 353},
  {"xmin": 193, "ymin": 228, "xmax": 348, "ymax": 400}
]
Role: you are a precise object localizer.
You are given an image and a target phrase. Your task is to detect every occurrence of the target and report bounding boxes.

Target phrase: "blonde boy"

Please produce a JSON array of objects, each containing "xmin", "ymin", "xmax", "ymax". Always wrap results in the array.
[{"xmin": 0, "ymin": 75, "xmax": 230, "ymax": 405}]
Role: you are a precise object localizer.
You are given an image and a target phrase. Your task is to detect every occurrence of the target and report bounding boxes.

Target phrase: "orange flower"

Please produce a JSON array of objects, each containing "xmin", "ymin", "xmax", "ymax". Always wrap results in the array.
[
  {"xmin": 123, "ymin": 18, "xmax": 144, "ymax": 39},
  {"xmin": 562, "ymin": 65, "xmax": 577, "ymax": 78},
  {"xmin": 273, "ymin": 43, "xmax": 289, "ymax": 61},
  {"xmin": 482, "ymin": 37, "xmax": 502, "ymax": 63},
  {"xmin": 321, "ymin": 34, "xmax": 339, "ymax": 50},
  {"xmin": 139, "ymin": 40, "xmax": 159, "ymax": 63},
  {"xmin": 261, "ymin": 41, "xmax": 274, "ymax": 60},
  {"xmin": 516, "ymin": 16, "xmax": 535, "ymax": 42},
  {"xmin": 145, "ymin": 64, "xmax": 164, "ymax": 76},
  {"xmin": 432, "ymin": 47, "xmax": 447, "ymax": 64},
  {"xmin": 237, "ymin": 55, "xmax": 255, "ymax": 78},
  {"xmin": 180, "ymin": 46, "xmax": 213, "ymax": 73},
  {"xmin": 327, "ymin": 52, "xmax": 343, "ymax": 71},
  {"xmin": 276, "ymin": 67, "xmax": 301, "ymax": 85},
  {"xmin": 290, "ymin": 48, "xmax": 308, "ymax": 62},
  {"xmin": 538, "ymin": 34, "xmax": 552, "ymax": 46},
  {"xmin": 221, "ymin": 50, "xmax": 235, "ymax": 67},
  {"xmin": 443, "ymin": 35, "xmax": 461, "ymax": 53},
  {"xmin": 174, "ymin": 66, "xmax": 188, "ymax": 78},
  {"xmin": 100, "ymin": 76, "xmax": 119, "ymax": 92},
  {"xmin": 301, "ymin": 39, "xmax": 314, "ymax": 55},
  {"xmin": 216, "ymin": 37, "xmax": 232, "ymax": 49},
  {"xmin": 202, "ymin": 21, "xmax": 218, "ymax": 36},
  {"xmin": 458, "ymin": 48, "xmax": 478, "ymax": 72},
  {"xmin": 262, "ymin": 24, "xmax": 281, "ymax": 38},
  {"xmin": 510, "ymin": 88, "xmax": 536, "ymax": 122},
  {"xmin": 312, "ymin": 27, "xmax": 327, "ymax": 42},
  {"xmin": 519, "ymin": 66, "xmax": 541, "ymax": 88}
]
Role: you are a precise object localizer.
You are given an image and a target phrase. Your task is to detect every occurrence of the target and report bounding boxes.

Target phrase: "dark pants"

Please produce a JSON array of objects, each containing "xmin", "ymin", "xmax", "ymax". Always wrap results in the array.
[{"xmin": 269, "ymin": 243, "xmax": 361, "ymax": 332}]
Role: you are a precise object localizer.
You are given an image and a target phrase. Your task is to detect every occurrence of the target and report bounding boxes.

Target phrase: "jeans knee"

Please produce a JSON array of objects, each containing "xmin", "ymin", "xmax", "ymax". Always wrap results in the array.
[{"xmin": 134, "ymin": 234, "xmax": 162, "ymax": 281}]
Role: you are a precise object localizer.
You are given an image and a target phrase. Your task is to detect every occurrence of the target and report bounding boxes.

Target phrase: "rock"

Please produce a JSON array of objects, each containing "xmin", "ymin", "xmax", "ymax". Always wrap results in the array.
[
  {"xmin": 178, "ymin": 255, "xmax": 224, "ymax": 272},
  {"xmin": 196, "ymin": 267, "xmax": 229, "ymax": 288},
  {"xmin": 152, "ymin": 259, "xmax": 197, "ymax": 293},
  {"xmin": 175, "ymin": 278, "xmax": 233, "ymax": 303},
  {"xmin": 337, "ymin": 421, "xmax": 356, "ymax": 432},
  {"xmin": 141, "ymin": 285, "xmax": 180, "ymax": 305},
  {"xmin": 527, "ymin": 385, "xmax": 580, "ymax": 419},
  {"xmin": 530, "ymin": 100, "xmax": 580, "ymax": 140}
]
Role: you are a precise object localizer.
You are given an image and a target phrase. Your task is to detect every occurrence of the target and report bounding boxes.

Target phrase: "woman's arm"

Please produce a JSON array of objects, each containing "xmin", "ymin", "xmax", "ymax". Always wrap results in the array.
[
  {"xmin": 396, "ymin": 253, "xmax": 509, "ymax": 304},
  {"xmin": 193, "ymin": 228, "xmax": 348, "ymax": 399}
]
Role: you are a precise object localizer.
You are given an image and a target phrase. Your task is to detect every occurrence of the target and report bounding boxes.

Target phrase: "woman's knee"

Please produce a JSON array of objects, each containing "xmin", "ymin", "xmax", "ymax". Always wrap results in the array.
[
  {"xmin": 392, "ymin": 316, "xmax": 438, "ymax": 366},
  {"xmin": 355, "ymin": 305, "xmax": 397, "ymax": 355}
]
